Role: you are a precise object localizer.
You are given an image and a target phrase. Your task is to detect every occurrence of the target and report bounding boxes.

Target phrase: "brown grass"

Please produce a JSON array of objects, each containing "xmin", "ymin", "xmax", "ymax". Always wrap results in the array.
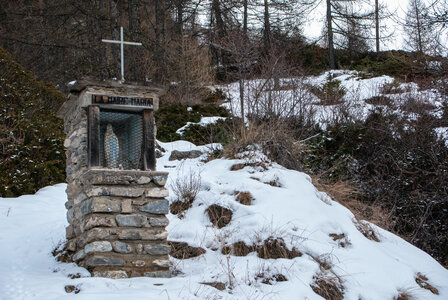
[
  {"xmin": 311, "ymin": 175, "xmax": 395, "ymax": 232},
  {"xmin": 52, "ymin": 242, "xmax": 72, "ymax": 263},
  {"xmin": 170, "ymin": 200, "xmax": 192, "ymax": 216},
  {"xmin": 222, "ymin": 241, "xmax": 255, "ymax": 256},
  {"xmin": 257, "ymin": 273, "xmax": 288, "ymax": 285},
  {"xmin": 234, "ymin": 191, "xmax": 254, "ymax": 205},
  {"xmin": 257, "ymin": 237, "xmax": 302, "ymax": 259},
  {"xmin": 396, "ymin": 292, "xmax": 413, "ymax": 300},
  {"xmin": 230, "ymin": 161, "xmax": 268, "ymax": 171},
  {"xmin": 310, "ymin": 274, "xmax": 343, "ymax": 300},
  {"xmin": 354, "ymin": 219, "xmax": 381, "ymax": 242},
  {"xmin": 415, "ymin": 272, "xmax": 439, "ymax": 295},
  {"xmin": 206, "ymin": 204, "xmax": 233, "ymax": 228},
  {"xmin": 329, "ymin": 233, "xmax": 351, "ymax": 248},
  {"xmin": 169, "ymin": 241, "xmax": 206, "ymax": 259}
]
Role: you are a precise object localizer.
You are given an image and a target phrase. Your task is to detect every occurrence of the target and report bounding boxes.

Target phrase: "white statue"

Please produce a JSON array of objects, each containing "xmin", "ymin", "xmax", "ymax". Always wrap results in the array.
[{"xmin": 104, "ymin": 123, "xmax": 119, "ymax": 168}]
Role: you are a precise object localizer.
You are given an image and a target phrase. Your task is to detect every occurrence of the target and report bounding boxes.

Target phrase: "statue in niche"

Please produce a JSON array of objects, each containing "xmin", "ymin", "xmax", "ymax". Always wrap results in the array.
[{"xmin": 104, "ymin": 123, "xmax": 119, "ymax": 168}]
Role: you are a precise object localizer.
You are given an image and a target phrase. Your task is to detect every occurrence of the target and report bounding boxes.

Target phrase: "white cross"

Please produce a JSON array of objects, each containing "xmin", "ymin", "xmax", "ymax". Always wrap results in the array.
[{"xmin": 102, "ymin": 26, "xmax": 142, "ymax": 81}]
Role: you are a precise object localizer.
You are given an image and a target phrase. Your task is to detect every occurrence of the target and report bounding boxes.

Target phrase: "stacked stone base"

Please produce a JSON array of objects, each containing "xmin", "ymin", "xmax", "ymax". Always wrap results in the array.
[{"xmin": 65, "ymin": 169, "xmax": 171, "ymax": 278}]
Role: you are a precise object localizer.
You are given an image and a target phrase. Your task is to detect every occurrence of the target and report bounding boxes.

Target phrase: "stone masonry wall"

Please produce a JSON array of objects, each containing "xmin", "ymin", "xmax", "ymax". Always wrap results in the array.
[{"xmin": 62, "ymin": 91, "xmax": 170, "ymax": 279}]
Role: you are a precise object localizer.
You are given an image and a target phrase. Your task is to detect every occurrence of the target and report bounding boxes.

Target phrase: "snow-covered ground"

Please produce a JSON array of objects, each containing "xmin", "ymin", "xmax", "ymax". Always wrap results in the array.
[
  {"xmin": 221, "ymin": 70, "xmax": 445, "ymax": 121},
  {"xmin": 1, "ymin": 138, "xmax": 448, "ymax": 299},
  {"xmin": 220, "ymin": 70, "xmax": 448, "ymax": 142}
]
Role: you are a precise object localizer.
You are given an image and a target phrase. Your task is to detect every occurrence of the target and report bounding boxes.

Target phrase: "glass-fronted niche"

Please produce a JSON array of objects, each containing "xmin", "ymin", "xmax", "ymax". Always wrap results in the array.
[{"xmin": 87, "ymin": 105, "xmax": 155, "ymax": 171}]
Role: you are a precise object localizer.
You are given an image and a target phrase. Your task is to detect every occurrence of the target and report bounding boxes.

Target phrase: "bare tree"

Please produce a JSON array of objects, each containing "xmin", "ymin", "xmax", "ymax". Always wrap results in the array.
[{"xmin": 404, "ymin": 0, "xmax": 440, "ymax": 56}]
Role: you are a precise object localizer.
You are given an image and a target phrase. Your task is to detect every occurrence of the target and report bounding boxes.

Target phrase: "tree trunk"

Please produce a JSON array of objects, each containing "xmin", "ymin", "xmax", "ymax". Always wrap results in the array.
[
  {"xmin": 243, "ymin": 0, "xmax": 248, "ymax": 36},
  {"xmin": 128, "ymin": 0, "xmax": 141, "ymax": 81},
  {"xmin": 263, "ymin": 0, "xmax": 271, "ymax": 56},
  {"xmin": 414, "ymin": 0, "xmax": 423, "ymax": 54},
  {"xmin": 154, "ymin": 0, "xmax": 166, "ymax": 83},
  {"xmin": 326, "ymin": 0, "xmax": 335, "ymax": 69},
  {"xmin": 375, "ymin": 0, "xmax": 380, "ymax": 53}
]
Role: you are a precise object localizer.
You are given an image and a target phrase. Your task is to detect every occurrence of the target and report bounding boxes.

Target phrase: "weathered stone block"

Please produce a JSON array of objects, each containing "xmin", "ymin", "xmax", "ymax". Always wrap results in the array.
[
  {"xmin": 80, "ymin": 198, "xmax": 121, "ymax": 216},
  {"xmin": 77, "ymin": 228, "xmax": 112, "ymax": 248},
  {"xmin": 153, "ymin": 259, "xmax": 171, "ymax": 268},
  {"xmin": 116, "ymin": 214, "xmax": 147, "ymax": 227},
  {"xmin": 136, "ymin": 176, "xmax": 151, "ymax": 184},
  {"xmin": 73, "ymin": 249, "xmax": 85, "ymax": 261},
  {"xmin": 84, "ymin": 241, "xmax": 113, "ymax": 253},
  {"xmin": 86, "ymin": 187, "xmax": 145, "ymax": 198},
  {"xmin": 145, "ymin": 188, "xmax": 169, "ymax": 198},
  {"xmin": 93, "ymin": 270, "xmax": 128, "ymax": 279},
  {"xmin": 66, "ymin": 225, "xmax": 75, "ymax": 239},
  {"xmin": 144, "ymin": 244, "xmax": 171, "ymax": 255},
  {"xmin": 149, "ymin": 217, "xmax": 169, "ymax": 227},
  {"xmin": 132, "ymin": 260, "xmax": 146, "ymax": 267},
  {"xmin": 112, "ymin": 241, "xmax": 132, "ymax": 253},
  {"xmin": 152, "ymin": 175, "xmax": 167, "ymax": 187},
  {"xmin": 116, "ymin": 229, "xmax": 169, "ymax": 241},
  {"xmin": 122, "ymin": 199, "xmax": 133, "ymax": 213},
  {"xmin": 140, "ymin": 200, "xmax": 169, "ymax": 214},
  {"xmin": 85, "ymin": 256, "xmax": 126, "ymax": 267},
  {"xmin": 81, "ymin": 215, "xmax": 117, "ymax": 232}
]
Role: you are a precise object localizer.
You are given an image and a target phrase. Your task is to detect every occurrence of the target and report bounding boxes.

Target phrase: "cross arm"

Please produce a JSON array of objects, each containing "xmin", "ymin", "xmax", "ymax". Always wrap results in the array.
[{"xmin": 101, "ymin": 39, "xmax": 142, "ymax": 46}]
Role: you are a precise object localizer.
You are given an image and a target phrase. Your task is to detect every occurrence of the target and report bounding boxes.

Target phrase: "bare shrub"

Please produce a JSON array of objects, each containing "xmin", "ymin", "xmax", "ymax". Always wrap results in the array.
[
  {"xmin": 380, "ymin": 79, "xmax": 405, "ymax": 94},
  {"xmin": 206, "ymin": 204, "xmax": 233, "ymax": 228},
  {"xmin": 306, "ymin": 79, "xmax": 346, "ymax": 105},
  {"xmin": 365, "ymin": 95, "xmax": 393, "ymax": 106},
  {"xmin": 169, "ymin": 170, "xmax": 201, "ymax": 216},
  {"xmin": 224, "ymin": 119, "xmax": 303, "ymax": 170},
  {"xmin": 169, "ymin": 241, "xmax": 206, "ymax": 259}
]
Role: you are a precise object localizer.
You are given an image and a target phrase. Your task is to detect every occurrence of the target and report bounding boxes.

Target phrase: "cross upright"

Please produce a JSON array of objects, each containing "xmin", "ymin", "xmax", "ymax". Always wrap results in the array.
[{"xmin": 102, "ymin": 26, "xmax": 142, "ymax": 81}]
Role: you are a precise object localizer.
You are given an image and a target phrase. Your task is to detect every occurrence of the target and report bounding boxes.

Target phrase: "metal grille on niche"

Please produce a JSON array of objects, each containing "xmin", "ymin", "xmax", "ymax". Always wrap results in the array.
[{"xmin": 99, "ymin": 109, "xmax": 143, "ymax": 170}]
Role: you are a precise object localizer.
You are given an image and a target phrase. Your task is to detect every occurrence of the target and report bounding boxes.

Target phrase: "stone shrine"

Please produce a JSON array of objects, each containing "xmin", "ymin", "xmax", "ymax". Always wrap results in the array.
[{"xmin": 57, "ymin": 80, "xmax": 170, "ymax": 278}]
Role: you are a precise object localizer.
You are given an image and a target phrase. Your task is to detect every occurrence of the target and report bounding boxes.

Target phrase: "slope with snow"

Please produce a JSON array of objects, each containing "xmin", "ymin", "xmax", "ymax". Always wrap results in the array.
[{"xmin": 0, "ymin": 138, "xmax": 447, "ymax": 300}]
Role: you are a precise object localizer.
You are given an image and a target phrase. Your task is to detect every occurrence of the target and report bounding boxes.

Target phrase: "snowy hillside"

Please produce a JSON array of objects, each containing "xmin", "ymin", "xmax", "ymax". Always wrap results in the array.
[{"xmin": 1, "ymin": 138, "xmax": 447, "ymax": 299}]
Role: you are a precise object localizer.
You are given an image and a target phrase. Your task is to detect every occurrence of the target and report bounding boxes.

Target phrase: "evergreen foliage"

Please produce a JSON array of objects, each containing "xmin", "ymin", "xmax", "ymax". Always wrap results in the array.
[{"xmin": 0, "ymin": 47, "xmax": 65, "ymax": 197}]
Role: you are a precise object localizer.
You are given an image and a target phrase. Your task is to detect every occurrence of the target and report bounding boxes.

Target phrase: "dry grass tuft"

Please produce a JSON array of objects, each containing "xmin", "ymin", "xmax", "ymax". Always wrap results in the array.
[
  {"xmin": 222, "ymin": 241, "xmax": 255, "ymax": 256},
  {"xmin": 257, "ymin": 237, "xmax": 302, "ymax": 259},
  {"xmin": 206, "ymin": 204, "xmax": 233, "ymax": 228},
  {"xmin": 329, "ymin": 233, "xmax": 351, "ymax": 248},
  {"xmin": 265, "ymin": 177, "xmax": 282, "ymax": 187},
  {"xmin": 310, "ymin": 274, "xmax": 344, "ymax": 300},
  {"xmin": 230, "ymin": 161, "xmax": 269, "ymax": 171},
  {"xmin": 170, "ymin": 170, "xmax": 201, "ymax": 216},
  {"xmin": 257, "ymin": 273, "xmax": 288, "ymax": 285},
  {"xmin": 415, "ymin": 272, "xmax": 439, "ymax": 295},
  {"xmin": 170, "ymin": 200, "xmax": 192, "ymax": 216},
  {"xmin": 354, "ymin": 219, "xmax": 380, "ymax": 242},
  {"xmin": 312, "ymin": 175, "xmax": 395, "ymax": 232},
  {"xmin": 169, "ymin": 241, "xmax": 206, "ymax": 259},
  {"xmin": 234, "ymin": 191, "xmax": 254, "ymax": 205},
  {"xmin": 396, "ymin": 292, "xmax": 414, "ymax": 300},
  {"xmin": 52, "ymin": 242, "xmax": 72, "ymax": 263}
]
